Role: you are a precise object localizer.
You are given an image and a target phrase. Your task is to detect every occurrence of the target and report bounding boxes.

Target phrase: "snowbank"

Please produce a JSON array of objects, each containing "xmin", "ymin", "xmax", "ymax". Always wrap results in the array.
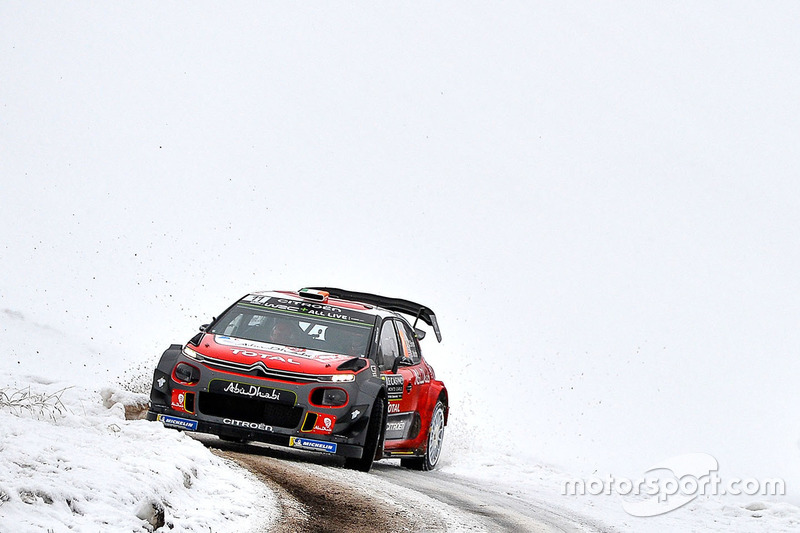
[{"xmin": 0, "ymin": 313, "xmax": 278, "ymax": 533}]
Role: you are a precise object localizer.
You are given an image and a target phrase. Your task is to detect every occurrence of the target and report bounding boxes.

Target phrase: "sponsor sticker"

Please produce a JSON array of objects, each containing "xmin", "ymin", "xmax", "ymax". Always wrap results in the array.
[
  {"xmin": 216, "ymin": 336, "xmax": 342, "ymax": 362},
  {"xmin": 222, "ymin": 418, "xmax": 273, "ymax": 432},
  {"xmin": 386, "ymin": 420, "xmax": 406, "ymax": 432},
  {"xmin": 157, "ymin": 414, "xmax": 198, "ymax": 431},
  {"xmin": 385, "ymin": 412, "xmax": 414, "ymax": 441},
  {"xmin": 289, "ymin": 437, "xmax": 337, "ymax": 453},
  {"xmin": 311, "ymin": 414, "xmax": 336, "ymax": 435},
  {"xmin": 410, "ymin": 366, "xmax": 430, "ymax": 385},
  {"xmin": 384, "ymin": 374, "xmax": 404, "ymax": 401},
  {"xmin": 171, "ymin": 390, "xmax": 192, "ymax": 413},
  {"xmin": 210, "ymin": 379, "xmax": 296, "ymax": 405},
  {"xmin": 241, "ymin": 295, "xmax": 374, "ymax": 325}
]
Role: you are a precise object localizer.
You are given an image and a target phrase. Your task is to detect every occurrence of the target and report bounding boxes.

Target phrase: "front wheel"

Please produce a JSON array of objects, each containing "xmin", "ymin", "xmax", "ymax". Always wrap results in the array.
[
  {"xmin": 344, "ymin": 397, "xmax": 385, "ymax": 472},
  {"xmin": 401, "ymin": 401, "xmax": 446, "ymax": 471}
]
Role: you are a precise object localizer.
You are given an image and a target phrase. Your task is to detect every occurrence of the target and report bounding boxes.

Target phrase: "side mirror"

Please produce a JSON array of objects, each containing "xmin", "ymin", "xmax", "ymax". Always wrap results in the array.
[
  {"xmin": 391, "ymin": 356, "xmax": 400, "ymax": 374},
  {"xmin": 199, "ymin": 324, "xmax": 209, "ymax": 332},
  {"xmin": 414, "ymin": 328, "xmax": 426, "ymax": 341}
]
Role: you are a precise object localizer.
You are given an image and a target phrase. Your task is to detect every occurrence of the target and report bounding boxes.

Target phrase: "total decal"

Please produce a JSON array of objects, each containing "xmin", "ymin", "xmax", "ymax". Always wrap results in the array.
[
  {"xmin": 222, "ymin": 418, "xmax": 274, "ymax": 432},
  {"xmin": 216, "ymin": 336, "xmax": 342, "ymax": 362},
  {"xmin": 289, "ymin": 436, "xmax": 338, "ymax": 453},
  {"xmin": 387, "ymin": 403, "xmax": 401, "ymax": 414}
]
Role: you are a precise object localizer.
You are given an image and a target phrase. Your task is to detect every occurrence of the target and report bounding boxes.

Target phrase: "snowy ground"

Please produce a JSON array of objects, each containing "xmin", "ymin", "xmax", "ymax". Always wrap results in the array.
[
  {"xmin": 438, "ymin": 451, "xmax": 800, "ymax": 532},
  {"xmin": 0, "ymin": 311, "xmax": 279, "ymax": 533},
  {"xmin": 2, "ymin": 310, "xmax": 799, "ymax": 532}
]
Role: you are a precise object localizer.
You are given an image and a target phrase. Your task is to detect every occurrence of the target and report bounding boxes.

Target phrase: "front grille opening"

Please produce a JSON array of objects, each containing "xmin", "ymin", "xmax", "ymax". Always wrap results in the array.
[
  {"xmin": 185, "ymin": 392, "xmax": 196, "ymax": 413},
  {"xmin": 198, "ymin": 392, "xmax": 303, "ymax": 428},
  {"xmin": 301, "ymin": 412, "xmax": 318, "ymax": 432}
]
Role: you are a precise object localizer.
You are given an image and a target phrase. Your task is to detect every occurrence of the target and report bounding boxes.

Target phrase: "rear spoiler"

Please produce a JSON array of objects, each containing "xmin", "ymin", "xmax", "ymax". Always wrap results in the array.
[{"xmin": 308, "ymin": 287, "xmax": 442, "ymax": 342}]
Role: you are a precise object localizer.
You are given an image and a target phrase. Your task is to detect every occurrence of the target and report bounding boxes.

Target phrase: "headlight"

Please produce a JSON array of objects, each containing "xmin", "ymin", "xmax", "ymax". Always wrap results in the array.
[
  {"xmin": 330, "ymin": 374, "xmax": 355, "ymax": 383},
  {"xmin": 182, "ymin": 346, "xmax": 202, "ymax": 361}
]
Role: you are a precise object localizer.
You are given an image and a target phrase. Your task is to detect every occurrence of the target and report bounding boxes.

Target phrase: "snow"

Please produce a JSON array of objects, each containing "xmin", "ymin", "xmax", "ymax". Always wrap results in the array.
[
  {"xmin": 0, "ymin": 314, "xmax": 278, "ymax": 533},
  {"xmin": 3, "ymin": 2, "xmax": 800, "ymax": 531},
  {"xmin": 439, "ymin": 449, "xmax": 800, "ymax": 532}
]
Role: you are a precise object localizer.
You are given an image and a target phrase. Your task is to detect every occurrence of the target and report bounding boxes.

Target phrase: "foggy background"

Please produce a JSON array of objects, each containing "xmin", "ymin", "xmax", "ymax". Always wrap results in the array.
[{"xmin": 3, "ymin": 3, "xmax": 799, "ymax": 498}]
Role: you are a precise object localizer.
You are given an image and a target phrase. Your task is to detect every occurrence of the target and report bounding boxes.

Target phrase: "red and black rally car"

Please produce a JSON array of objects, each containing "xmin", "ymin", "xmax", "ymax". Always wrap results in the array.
[{"xmin": 147, "ymin": 288, "xmax": 448, "ymax": 472}]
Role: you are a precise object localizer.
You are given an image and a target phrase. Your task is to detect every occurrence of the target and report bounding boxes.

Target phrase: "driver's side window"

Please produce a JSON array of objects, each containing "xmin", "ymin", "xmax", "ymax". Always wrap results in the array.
[
  {"xmin": 377, "ymin": 320, "xmax": 400, "ymax": 371},
  {"xmin": 397, "ymin": 321, "xmax": 421, "ymax": 365}
]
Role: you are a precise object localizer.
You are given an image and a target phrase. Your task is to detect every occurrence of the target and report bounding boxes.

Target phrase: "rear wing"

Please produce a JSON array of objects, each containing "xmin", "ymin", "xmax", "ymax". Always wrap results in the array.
[{"xmin": 308, "ymin": 287, "xmax": 442, "ymax": 342}]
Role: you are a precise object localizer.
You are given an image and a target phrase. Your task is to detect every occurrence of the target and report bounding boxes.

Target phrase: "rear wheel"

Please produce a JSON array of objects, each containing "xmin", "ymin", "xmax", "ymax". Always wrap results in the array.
[
  {"xmin": 401, "ymin": 401, "xmax": 445, "ymax": 471},
  {"xmin": 344, "ymin": 397, "xmax": 385, "ymax": 472}
]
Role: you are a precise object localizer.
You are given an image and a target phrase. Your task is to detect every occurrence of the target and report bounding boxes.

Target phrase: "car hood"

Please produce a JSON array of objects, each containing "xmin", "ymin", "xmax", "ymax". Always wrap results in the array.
[{"xmin": 195, "ymin": 334, "xmax": 359, "ymax": 374}]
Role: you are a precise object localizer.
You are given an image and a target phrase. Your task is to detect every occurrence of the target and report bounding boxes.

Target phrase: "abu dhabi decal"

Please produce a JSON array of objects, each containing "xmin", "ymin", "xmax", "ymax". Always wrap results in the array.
[
  {"xmin": 209, "ymin": 380, "xmax": 296, "ymax": 405},
  {"xmin": 157, "ymin": 414, "xmax": 198, "ymax": 431},
  {"xmin": 215, "ymin": 336, "xmax": 342, "ymax": 362},
  {"xmin": 410, "ymin": 366, "xmax": 430, "ymax": 385},
  {"xmin": 222, "ymin": 418, "xmax": 273, "ymax": 432},
  {"xmin": 312, "ymin": 414, "xmax": 336, "ymax": 435},
  {"xmin": 289, "ymin": 437, "xmax": 337, "ymax": 453},
  {"xmin": 170, "ymin": 390, "xmax": 194, "ymax": 413}
]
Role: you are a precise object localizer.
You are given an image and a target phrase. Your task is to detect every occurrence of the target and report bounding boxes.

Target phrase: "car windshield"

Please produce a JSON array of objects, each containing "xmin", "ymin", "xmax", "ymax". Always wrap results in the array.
[{"xmin": 209, "ymin": 297, "xmax": 375, "ymax": 357}]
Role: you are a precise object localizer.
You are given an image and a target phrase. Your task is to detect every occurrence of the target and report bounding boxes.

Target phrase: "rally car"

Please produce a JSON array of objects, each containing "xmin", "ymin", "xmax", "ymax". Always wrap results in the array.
[{"xmin": 147, "ymin": 288, "xmax": 448, "ymax": 472}]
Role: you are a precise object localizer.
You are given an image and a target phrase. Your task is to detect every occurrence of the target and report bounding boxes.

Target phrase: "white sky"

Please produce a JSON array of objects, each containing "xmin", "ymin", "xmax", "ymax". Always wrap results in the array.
[{"xmin": 3, "ymin": 1, "xmax": 800, "ymax": 504}]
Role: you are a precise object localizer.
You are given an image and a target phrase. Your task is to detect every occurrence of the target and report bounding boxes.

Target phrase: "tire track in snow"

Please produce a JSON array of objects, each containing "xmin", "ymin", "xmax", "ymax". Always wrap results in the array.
[{"xmin": 199, "ymin": 436, "xmax": 608, "ymax": 532}]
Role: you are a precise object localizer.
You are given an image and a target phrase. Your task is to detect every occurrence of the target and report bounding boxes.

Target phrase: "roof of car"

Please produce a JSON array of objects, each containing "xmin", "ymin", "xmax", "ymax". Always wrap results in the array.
[{"xmin": 243, "ymin": 288, "xmax": 442, "ymax": 342}]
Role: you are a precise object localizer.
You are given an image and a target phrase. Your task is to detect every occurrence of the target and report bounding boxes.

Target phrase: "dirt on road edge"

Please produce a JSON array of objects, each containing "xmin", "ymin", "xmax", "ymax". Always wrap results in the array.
[{"xmin": 213, "ymin": 449, "xmax": 418, "ymax": 533}]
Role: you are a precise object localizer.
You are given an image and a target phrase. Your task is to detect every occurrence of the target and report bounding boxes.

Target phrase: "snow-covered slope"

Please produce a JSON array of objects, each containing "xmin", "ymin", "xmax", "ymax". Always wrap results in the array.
[{"xmin": 0, "ymin": 312, "xmax": 278, "ymax": 533}]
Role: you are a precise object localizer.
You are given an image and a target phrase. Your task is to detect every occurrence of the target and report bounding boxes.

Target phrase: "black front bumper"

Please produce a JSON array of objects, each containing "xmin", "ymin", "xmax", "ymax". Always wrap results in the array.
[{"xmin": 147, "ymin": 406, "xmax": 365, "ymax": 459}]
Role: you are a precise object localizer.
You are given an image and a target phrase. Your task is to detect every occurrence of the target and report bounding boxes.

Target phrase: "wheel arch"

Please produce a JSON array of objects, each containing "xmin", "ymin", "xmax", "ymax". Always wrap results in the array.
[{"xmin": 429, "ymin": 382, "xmax": 449, "ymax": 425}]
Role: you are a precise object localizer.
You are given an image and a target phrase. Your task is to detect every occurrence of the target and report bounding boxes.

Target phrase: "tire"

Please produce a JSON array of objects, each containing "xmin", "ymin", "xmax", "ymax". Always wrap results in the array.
[
  {"xmin": 344, "ymin": 397, "xmax": 385, "ymax": 472},
  {"xmin": 401, "ymin": 401, "xmax": 445, "ymax": 471}
]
